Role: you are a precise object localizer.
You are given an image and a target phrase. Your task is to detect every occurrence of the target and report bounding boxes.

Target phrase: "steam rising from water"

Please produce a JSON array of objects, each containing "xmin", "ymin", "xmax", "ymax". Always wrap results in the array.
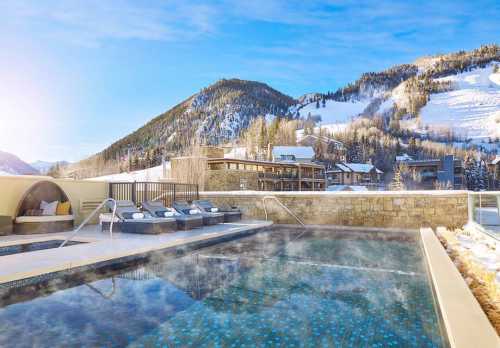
[{"xmin": 0, "ymin": 227, "xmax": 444, "ymax": 348}]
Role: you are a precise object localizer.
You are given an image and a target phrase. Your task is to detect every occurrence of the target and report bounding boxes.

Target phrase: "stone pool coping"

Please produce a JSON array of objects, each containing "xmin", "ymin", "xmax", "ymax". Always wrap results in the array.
[
  {"xmin": 420, "ymin": 227, "xmax": 499, "ymax": 348},
  {"xmin": 0, "ymin": 220, "xmax": 272, "ymax": 286}
]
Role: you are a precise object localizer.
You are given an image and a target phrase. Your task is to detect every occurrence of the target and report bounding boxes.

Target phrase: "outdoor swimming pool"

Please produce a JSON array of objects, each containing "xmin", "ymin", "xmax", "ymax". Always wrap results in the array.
[{"xmin": 0, "ymin": 226, "xmax": 447, "ymax": 347}]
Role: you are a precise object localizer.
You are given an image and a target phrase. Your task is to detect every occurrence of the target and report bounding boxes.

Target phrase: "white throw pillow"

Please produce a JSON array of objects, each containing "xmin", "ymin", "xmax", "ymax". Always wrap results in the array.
[
  {"xmin": 41, "ymin": 201, "xmax": 58, "ymax": 216},
  {"xmin": 132, "ymin": 212, "xmax": 145, "ymax": 219},
  {"xmin": 163, "ymin": 211, "xmax": 175, "ymax": 217},
  {"xmin": 189, "ymin": 209, "xmax": 200, "ymax": 215},
  {"xmin": 168, "ymin": 209, "xmax": 181, "ymax": 216},
  {"xmin": 210, "ymin": 207, "xmax": 219, "ymax": 213}
]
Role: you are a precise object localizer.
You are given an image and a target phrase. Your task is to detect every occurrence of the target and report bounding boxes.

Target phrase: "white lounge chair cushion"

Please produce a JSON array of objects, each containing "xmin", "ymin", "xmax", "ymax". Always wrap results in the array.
[
  {"xmin": 99, "ymin": 213, "xmax": 120, "ymax": 223},
  {"xmin": 16, "ymin": 215, "xmax": 74, "ymax": 223},
  {"xmin": 40, "ymin": 200, "xmax": 59, "ymax": 216},
  {"xmin": 132, "ymin": 212, "xmax": 145, "ymax": 219},
  {"xmin": 163, "ymin": 211, "xmax": 175, "ymax": 217},
  {"xmin": 210, "ymin": 208, "xmax": 219, "ymax": 213},
  {"xmin": 189, "ymin": 209, "xmax": 201, "ymax": 215}
]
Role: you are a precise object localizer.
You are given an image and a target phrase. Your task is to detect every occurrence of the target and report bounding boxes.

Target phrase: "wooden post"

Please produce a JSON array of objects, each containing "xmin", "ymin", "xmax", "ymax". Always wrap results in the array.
[
  {"xmin": 298, "ymin": 164, "xmax": 302, "ymax": 191},
  {"xmin": 131, "ymin": 182, "xmax": 137, "ymax": 205}
]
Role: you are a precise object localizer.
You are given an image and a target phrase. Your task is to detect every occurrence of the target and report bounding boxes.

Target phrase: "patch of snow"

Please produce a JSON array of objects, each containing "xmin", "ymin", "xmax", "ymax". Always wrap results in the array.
[
  {"xmin": 297, "ymin": 99, "xmax": 369, "ymax": 126},
  {"xmin": 396, "ymin": 153, "xmax": 413, "ymax": 162},
  {"xmin": 264, "ymin": 113, "xmax": 276, "ymax": 124},
  {"xmin": 224, "ymin": 147, "xmax": 248, "ymax": 160},
  {"xmin": 378, "ymin": 97, "xmax": 396, "ymax": 114},
  {"xmin": 86, "ymin": 163, "xmax": 171, "ymax": 182},
  {"xmin": 419, "ymin": 63, "xmax": 500, "ymax": 140}
]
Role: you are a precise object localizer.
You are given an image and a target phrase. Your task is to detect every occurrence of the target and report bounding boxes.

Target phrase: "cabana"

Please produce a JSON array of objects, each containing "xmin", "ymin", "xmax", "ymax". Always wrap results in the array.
[{"xmin": 14, "ymin": 181, "xmax": 74, "ymax": 234}]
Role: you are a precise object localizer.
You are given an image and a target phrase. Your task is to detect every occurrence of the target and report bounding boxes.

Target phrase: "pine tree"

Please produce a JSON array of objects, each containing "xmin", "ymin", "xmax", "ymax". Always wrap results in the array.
[{"xmin": 390, "ymin": 167, "xmax": 405, "ymax": 190}]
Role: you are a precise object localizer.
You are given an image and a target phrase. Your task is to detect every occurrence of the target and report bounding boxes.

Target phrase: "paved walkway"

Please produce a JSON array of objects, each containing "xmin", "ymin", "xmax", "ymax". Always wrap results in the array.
[{"xmin": 0, "ymin": 220, "xmax": 272, "ymax": 285}]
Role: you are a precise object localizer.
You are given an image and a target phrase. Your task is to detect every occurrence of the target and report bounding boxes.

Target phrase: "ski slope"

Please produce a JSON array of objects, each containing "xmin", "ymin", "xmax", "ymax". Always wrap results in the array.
[
  {"xmin": 296, "ymin": 99, "xmax": 369, "ymax": 136},
  {"xmin": 419, "ymin": 64, "xmax": 500, "ymax": 140}
]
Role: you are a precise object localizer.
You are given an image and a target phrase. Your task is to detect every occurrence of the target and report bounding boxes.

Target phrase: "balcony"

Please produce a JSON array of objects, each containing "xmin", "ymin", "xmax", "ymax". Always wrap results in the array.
[
  {"xmin": 258, "ymin": 172, "xmax": 325, "ymax": 181},
  {"xmin": 258, "ymin": 172, "xmax": 280, "ymax": 180}
]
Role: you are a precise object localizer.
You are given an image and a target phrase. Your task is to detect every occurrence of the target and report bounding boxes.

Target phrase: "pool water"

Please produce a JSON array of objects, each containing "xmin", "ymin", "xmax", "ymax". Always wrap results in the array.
[
  {"xmin": 0, "ymin": 227, "xmax": 447, "ymax": 347},
  {"xmin": 0, "ymin": 240, "xmax": 84, "ymax": 257}
]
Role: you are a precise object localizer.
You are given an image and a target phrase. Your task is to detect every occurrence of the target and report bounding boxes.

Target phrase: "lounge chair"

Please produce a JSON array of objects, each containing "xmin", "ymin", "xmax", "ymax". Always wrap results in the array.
[
  {"xmin": 173, "ymin": 201, "xmax": 224, "ymax": 225},
  {"xmin": 105, "ymin": 200, "xmax": 177, "ymax": 234},
  {"xmin": 142, "ymin": 201, "xmax": 203, "ymax": 230},
  {"xmin": 193, "ymin": 199, "xmax": 242, "ymax": 223}
]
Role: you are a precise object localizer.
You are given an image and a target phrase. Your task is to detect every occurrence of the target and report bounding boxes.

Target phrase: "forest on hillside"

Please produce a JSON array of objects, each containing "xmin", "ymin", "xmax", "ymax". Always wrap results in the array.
[{"xmin": 55, "ymin": 45, "xmax": 500, "ymax": 180}]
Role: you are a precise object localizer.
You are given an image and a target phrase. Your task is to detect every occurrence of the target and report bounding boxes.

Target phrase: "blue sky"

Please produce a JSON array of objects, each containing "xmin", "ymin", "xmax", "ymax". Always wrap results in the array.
[{"xmin": 0, "ymin": 0, "xmax": 499, "ymax": 162}]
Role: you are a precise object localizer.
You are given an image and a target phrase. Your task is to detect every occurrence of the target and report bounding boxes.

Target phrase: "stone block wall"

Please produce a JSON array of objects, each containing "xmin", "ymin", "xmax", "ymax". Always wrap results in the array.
[
  {"xmin": 205, "ymin": 170, "xmax": 259, "ymax": 191},
  {"xmin": 200, "ymin": 191, "xmax": 469, "ymax": 229}
]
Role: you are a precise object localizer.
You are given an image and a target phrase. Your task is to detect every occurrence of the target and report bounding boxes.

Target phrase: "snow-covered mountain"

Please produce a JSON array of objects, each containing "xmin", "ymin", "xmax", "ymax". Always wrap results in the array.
[
  {"xmin": 75, "ymin": 45, "xmax": 499, "ymax": 178},
  {"xmin": 97, "ymin": 78, "xmax": 295, "ymax": 160},
  {"xmin": 295, "ymin": 45, "xmax": 500, "ymax": 146},
  {"xmin": 30, "ymin": 160, "xmax": 70, "ymax": 175},
  {"xmin": 0, "ymin": 151, "xmax": 39, "ymax": 175}
]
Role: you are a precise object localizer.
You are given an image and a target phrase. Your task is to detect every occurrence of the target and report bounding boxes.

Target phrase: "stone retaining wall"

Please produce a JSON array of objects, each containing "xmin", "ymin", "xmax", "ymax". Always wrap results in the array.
[
  {"xmin": 200, "ymin": 191, "xmax": 469, "ymax": 229},
  {"xmin": 205, "ymin": 170, "xmax": 259, "ymax": 191}
]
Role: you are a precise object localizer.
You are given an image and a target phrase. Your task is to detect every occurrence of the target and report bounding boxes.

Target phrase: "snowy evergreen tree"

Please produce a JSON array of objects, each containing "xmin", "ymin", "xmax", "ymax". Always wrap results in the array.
[{"xmin": 390, "ymin": 166, "xmax": 405, "ymax": 190}]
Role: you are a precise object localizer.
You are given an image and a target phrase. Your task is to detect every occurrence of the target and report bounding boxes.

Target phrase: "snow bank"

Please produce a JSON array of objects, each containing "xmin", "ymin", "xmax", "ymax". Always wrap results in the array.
[{"xmin": 86, "ymin": 163, "xmax": 171, "ymax": 182}]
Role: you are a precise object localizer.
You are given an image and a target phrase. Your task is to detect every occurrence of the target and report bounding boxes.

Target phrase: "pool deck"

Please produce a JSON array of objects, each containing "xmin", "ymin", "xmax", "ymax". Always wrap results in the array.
[{"xmin": 0, "ymin": 220, "xmax": 272, "ymax": 286}]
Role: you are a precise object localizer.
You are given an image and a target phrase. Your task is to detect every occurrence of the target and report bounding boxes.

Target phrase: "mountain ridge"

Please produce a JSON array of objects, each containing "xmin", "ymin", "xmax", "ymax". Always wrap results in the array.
[
  {"xmin": 0, "ymin": 151, "xmax": 39, "ymax": 175},
  {"xmin": 71, "ymin": 44, "xmax": 499, "ymax": 178}
]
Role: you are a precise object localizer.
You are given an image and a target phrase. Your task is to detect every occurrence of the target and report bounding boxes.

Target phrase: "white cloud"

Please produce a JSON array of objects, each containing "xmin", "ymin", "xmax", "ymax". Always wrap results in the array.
[{"xmin": 0, "ymin": 0, "xmax": 219, "ymax": 46}]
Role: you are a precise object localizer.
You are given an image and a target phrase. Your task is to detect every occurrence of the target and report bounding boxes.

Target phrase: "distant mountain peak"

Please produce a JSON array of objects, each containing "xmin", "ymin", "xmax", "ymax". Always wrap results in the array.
[
  {"xmin": 0, "ymin": 151, "xmax": 39, "ymax": 175},
  {"xmin": 30, "ymin": 160, "xmax": 70, "ymax": 175},
  {"xmin": 97, "ymin": 78, "xmax": 296, "ymax": 159}
]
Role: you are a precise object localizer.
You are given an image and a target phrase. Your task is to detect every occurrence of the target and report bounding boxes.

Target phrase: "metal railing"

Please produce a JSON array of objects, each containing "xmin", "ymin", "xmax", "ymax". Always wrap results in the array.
[
  {"xmin": 258, "ymin": 172, "xmax": 326, "ymax": 180},
  {"xmin": 262, "ymin": 195, "xmax": 305, "ymax": 226},
  {"xmin": 109, "ymin": 181, "xmax": 199, "ymax": 207},
  {"xmin": 59, "ymin": 198, "xmax": 117, "ymax": 248}
]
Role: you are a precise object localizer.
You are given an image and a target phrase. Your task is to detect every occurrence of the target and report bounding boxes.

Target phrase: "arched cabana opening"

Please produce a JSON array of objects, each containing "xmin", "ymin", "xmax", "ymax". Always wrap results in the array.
[{"xmin": 14, "ymin": 180, "xmax": 74, "ymax": 234}]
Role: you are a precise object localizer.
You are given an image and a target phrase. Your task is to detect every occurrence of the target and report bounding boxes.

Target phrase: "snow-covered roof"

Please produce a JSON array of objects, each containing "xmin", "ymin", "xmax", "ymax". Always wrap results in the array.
[
  {"xmin": 396, "ymin": 153, "xmax": 413, "ymax": 162},
  {"xmin": 331, "ymin": 162, "xmax": 383, "ymax": 174},
  {"xmin": 334, "ymin": 163, "xmax": 352, "ymax": 172},
  {"xmin": 272, "ymin": 146, "xmax": 314, "ymax": 159},
  {"xmin": 298, "ymin": 134, "xmax": 344, "ymax": 147},
  {"xmin": 346, "ymin": 163, "xmax": 375, "ymax": 173}
]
